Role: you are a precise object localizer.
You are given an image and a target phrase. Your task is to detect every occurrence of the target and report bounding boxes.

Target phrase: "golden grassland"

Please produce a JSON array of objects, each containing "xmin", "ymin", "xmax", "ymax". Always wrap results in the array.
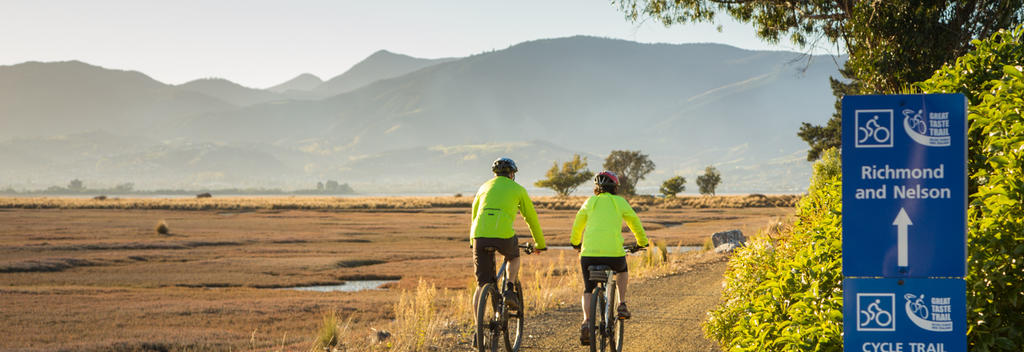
[
  {"xmin": 0, "ymin": 194, "xmax": 800, "ymax": 211},
  {"xmin": 0, "ymin": 197, "xmax": 795, "ymax": 351}
]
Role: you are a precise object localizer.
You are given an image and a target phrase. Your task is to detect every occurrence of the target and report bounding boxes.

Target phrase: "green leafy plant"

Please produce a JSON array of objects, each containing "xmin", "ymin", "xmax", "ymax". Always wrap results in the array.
[
  {"xmin": 704, "ymin": 150, "xmax": 843, "ymax": 351},
  {"xmin": 705, "ymin": 27, "xmax": 1024, "ymax": 352}
]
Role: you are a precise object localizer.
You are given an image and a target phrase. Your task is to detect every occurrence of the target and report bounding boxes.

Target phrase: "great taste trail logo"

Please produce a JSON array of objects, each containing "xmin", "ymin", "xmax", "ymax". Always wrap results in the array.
[
  {"xmin": 904, "ymin": 293, "xmax": 954, "ymax": 332},
  {"xmin": 901, "ymin": 109, "xmax": 951, "ymax": 147}
]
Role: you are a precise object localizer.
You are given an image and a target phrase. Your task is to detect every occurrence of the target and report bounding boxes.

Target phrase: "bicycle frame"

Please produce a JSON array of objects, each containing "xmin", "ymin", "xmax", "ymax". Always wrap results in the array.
[{"xmin": 474, "ymin": 242, "xmax": 533, "ymax": 352}]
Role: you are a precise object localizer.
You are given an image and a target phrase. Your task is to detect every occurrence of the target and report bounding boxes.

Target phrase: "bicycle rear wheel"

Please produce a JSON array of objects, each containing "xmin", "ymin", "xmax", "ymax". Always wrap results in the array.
[
  {"xmin": 503, "ymin": 286, "xmax": 524, "ymax": 352},
  {"xmin": 475, "ymin": 284, "xmax": 501, "ymax": 352},
  {"xmin": 587, "ymin": 287, "xmax": 603, "ymax": 352},
  {"xmin": 605, "ymin": 279, "xmax": 622, "ymax": 352}
]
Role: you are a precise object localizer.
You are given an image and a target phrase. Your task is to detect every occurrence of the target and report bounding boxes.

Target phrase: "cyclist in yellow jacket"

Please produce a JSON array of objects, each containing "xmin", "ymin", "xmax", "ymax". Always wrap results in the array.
[
  {"xmin": 570, "ymin": 171, "xmax": 649, "ymax": 345},
  {"xmin": 471, "ymin": 158, "xmax": 546, "ymax": 304}
]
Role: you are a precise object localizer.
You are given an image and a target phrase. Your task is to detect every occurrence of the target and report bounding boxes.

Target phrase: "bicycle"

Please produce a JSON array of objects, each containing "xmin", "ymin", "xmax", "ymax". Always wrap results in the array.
[
  {"xmin": 858, "ymin": 115, "xmax": 891, "ymax": 144},
  {"xmin": 475, "ymin": 242, "xmax": 535, "ymax": 352},
  {"xmin": 860, "ymin": 299, "xmax": 893, "ymax": 328},
  {"xmin": 904, "ymin": 293, "xmax": 929, "ymax": 319},
  {"xmin": 903, "ymin": 109, "xmax": 928, "ymax": 134},
  {"xmin": 585, "ymin": 244, "xmax": 646, "ymax": 352}
]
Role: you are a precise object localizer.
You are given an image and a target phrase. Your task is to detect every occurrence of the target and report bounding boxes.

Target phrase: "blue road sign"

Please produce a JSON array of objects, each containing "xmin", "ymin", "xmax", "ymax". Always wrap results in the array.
[
  {"xmin": 844, "ymin": 278, "xmax": 966, "ymax": 352},
  {"xmin": 841, "ymin": 94, "xmax": 967, "ymax": 278}
]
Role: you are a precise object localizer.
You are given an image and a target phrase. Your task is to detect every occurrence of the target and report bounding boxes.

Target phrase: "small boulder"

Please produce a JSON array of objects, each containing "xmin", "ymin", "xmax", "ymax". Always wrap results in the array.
[
  {"xmin": 714, "ymin": 243, "xmax": 740, "ymax": 254},
  {"xmin": 372, "ymin": 328, "xmax": 391, "ymax": 343},
  {"xmin": 711, "ymin": 229, "xmax": 746, "ymax": 248}
]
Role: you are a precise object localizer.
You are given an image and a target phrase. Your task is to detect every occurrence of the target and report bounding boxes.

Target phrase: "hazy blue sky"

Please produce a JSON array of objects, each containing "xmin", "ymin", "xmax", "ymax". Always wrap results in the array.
[{"xmin": 1, "ymin": 0, "xmax": 838, "ymax": 88}]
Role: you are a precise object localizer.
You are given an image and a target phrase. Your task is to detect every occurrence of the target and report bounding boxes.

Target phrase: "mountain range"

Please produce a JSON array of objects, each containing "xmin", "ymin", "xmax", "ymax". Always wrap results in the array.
[{"xmin": 0, "ymin": 36, "xmax": 842, "ymax": 194}]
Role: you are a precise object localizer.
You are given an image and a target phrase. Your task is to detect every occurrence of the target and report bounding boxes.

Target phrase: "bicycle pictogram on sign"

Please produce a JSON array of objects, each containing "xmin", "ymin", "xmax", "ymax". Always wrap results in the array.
[
  {"xmin": 855, "ymin": 109, "xmax": 894, "ymax": 148},
  {"xmin": 857, "ymin": 293, "xmax": 896, "ymax": 331}
]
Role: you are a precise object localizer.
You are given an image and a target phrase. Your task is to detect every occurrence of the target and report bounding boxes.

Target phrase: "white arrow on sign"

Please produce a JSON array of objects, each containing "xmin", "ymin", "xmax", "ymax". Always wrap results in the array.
[{"xmin": 892, "ymin": 208, "xmax": 913, "ymax": 267}]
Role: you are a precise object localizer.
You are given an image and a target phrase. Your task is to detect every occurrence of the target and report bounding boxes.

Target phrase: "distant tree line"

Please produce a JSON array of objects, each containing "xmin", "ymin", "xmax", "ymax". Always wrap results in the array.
[
  {"xmin": 0, "ymin": 179, "xmax": 356, "ymax": 196},
  {"xmin": 535, "ymin": 150, "xmax": 723, "ymax": 196}
]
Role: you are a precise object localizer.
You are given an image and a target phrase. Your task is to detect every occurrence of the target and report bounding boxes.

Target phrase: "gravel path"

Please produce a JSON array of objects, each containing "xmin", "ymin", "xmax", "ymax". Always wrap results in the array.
[{"xmin": 519, "ymin": 257, "xmax": 728, "ymax": 351}]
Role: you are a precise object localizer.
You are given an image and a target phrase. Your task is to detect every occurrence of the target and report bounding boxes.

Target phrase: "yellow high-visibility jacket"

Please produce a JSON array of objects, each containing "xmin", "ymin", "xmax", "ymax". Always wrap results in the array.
[
  {"xmin": 470, "ymin": 176, "xmax": 546, "ymax": 249},
  {"xmin": 570, "ymin": 193, "xmax": 649, "ymax": 257}
]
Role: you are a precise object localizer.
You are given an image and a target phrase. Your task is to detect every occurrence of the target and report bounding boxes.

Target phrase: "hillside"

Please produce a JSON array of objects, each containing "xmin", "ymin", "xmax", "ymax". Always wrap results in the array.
[
  {"xmin": 0, "ymin": 37, "xmax": 842, "ymax": 193},
  {"xmin": 314, "ymin": 50, "xmax": 457, "ymax": 97}
]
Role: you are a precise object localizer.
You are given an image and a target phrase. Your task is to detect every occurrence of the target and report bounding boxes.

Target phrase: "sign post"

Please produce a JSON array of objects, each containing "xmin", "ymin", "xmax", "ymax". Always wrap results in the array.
[{"xmin": 841, "ymin": 94, "xmax": 967, "ymax": 352}]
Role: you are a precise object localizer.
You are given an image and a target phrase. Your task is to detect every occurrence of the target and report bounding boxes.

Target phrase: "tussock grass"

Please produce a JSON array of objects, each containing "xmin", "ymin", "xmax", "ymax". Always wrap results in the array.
[
  {"xmin": 310, "ymin": 311, "xmax": 350, "ymax": 351},
  {"xmin": 0, "ymin": 194, "xmax": 799, "ymax": 211},
  {"xmin": 155, "ymin": 220, "xmax": 169, "ymax": 235}
]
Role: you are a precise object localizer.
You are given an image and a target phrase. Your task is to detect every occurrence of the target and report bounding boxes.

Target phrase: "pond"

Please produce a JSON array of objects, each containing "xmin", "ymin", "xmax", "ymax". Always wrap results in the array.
[{"xmin": 283, "ymin": 279, "xmax": 397, "ymax": 292}]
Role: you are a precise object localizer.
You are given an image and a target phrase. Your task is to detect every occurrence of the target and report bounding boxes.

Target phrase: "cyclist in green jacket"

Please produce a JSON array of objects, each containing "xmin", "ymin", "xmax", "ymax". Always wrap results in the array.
[
  {"xmin": 470, "ymin": 158, "xmax": 547, "ymax": 307},
  {"xmin": 570, "ymin": 171, "xmax": 649, "ymax": 345}
]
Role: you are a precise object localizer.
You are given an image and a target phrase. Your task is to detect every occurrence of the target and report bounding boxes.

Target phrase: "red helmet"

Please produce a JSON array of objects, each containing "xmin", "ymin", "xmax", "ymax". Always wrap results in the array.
[{"xmin": 595, "ymin": 171, "xmax": 619, "ymax": 186}]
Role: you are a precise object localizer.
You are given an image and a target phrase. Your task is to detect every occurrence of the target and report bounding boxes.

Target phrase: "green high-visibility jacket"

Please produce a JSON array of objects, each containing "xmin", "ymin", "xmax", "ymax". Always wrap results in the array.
[
  {"xmin": 570, "ymin": 193, "xmax": 649, "ymax": 257},
  {"xmin": 470, "ymin": 176, "xmax": 546, "ymax": 249}
]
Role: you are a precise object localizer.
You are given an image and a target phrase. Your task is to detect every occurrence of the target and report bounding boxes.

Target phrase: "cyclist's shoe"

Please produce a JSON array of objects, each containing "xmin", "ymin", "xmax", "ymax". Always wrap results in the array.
[
  {"xmin": 504, "ymin": 282, "xmax": 521, "ymax": 311},
  {"xmin": 579, "ymin": 323, "xmax": 591, "ymax": 346},
  {"xmin": 617, "ymin": 303, "xmax": 631, "ymax": 320}
]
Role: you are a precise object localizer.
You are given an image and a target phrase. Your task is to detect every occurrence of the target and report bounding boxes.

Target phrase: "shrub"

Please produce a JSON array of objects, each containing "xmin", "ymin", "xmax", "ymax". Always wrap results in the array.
[
  {"xmin": 155, "ymin": 220, "xmax": 169, "ymax": 235},
  {"xmin": 917, "ymin": 26, "xmax": 1024, "ymax": 351},
  {"xmin": 703, "ymin": 150, "xmax": 843, "ymax": 351},
  {"xmin": 311, "ymin": 312, "xmax": 343, "ymax": 351}
]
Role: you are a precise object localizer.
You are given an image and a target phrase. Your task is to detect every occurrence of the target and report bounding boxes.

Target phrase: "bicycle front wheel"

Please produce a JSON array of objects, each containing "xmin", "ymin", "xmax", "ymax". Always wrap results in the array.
[
  {"xmin": 503, "ymin": 287, "xmax": 524, "ymax": 352},
  {"xmin": 475, "ymin": 284, "xmax": 501, "ymax": 352}
]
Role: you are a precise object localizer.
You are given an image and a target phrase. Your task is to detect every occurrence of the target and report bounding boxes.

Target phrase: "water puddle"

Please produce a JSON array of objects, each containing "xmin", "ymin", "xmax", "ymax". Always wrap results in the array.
[{"xmin": 284, "ymin": 280, "xmax": 397, "ymax": 292}]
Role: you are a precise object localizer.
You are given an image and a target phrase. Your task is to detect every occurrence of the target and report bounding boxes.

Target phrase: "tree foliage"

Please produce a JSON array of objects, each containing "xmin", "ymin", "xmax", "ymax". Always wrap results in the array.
[
  {"xmin": 659, "ymin": 175, "xmax": 687, "ymax": 197},
  {"xmin": 617, "ymin": 0, "xmax": 1024, "ymax": 159},
  {"xmin": 695, "ymin": 166, "xmax": 721, "ymax": 196},
  {"xmin": 67, "ymin": 179, "xmax": 84, "ymax": 192},
  {"xmin": 534, "ymin": 154, "xmax": 594, "ymax": 197},
  {"xmin": 602, "ymin": 150, "xmax": 655, "ymax": 196}
]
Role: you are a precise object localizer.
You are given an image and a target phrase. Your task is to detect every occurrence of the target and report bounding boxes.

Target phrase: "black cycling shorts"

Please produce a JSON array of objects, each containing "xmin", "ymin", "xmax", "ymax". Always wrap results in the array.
[
  {"xmin": 580, "ymin": 256, "xmax": 628, "ymax": 293},
  {"xmin": 473, "ymin": 237, "xmax": 520, "ymax": 285}
]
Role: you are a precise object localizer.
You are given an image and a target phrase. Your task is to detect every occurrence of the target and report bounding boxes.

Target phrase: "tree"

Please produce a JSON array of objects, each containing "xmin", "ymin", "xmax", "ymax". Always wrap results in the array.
[
  {"xmin": 67, "ymin": 179, "xmax": 84, "ymax": 192},
  {"xmin": 534, "ymin": 154, "xmax": 594, "ymax": 197},
  {"xmin": 325, "ymin": 180, "xmax": 339, "ymax": 192},
  {"xmin": 113, "ymin": 182, "xmax": 134, "ymax": 193},
  {"xmin": 617, "ymin": 0, "xmax": 1024, "ymax": 159},
  {"xmin": 696, "ymin": 166, "xmax": 722, "ymax": 196},
  {"xmin": 659, "ymin": 176, "xmax": 687, "ymax": 197},
  {"xmin": 316, "ymin": 182, "xmax": 324, "ymax": 192},
  {"xmin": 602, "ymin": 150, "xmax": 656, "ymax": 196}
]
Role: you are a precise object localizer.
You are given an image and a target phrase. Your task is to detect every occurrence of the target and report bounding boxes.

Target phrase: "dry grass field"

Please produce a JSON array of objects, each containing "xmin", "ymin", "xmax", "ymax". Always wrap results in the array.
[{"xmin": 0, "ymin": 196, "xmax": 795, "ymax": 351}]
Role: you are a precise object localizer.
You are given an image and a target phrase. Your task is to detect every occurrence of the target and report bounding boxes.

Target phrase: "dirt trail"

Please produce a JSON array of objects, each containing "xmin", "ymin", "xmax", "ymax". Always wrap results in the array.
[{"xmin": 521, "ymin": 257, "xmax": 728, "ymax": 352}]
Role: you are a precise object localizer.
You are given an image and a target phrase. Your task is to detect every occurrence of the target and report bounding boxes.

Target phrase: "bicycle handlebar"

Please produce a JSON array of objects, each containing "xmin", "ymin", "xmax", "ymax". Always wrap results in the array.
[
  {"xmin": 624, "ymin": 243, "xmax": 648, "ymax": 253},
  {"xmin": 519, "ymin": 242, "xmax": 536, "ymax": 255}
]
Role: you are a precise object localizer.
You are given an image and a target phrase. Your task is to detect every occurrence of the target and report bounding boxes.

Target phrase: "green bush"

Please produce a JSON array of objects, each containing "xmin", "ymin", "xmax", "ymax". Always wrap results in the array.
[
  {"xmin": 706, "ymin": 27, "xmax": 1024, "ymax": 351},
  {"xmin": 704, "ymin": 150, "xmax": 844, "ymax": 351},
  {"xmin": 917, "ymin": 26, "xmax": 1024, "ymax": 352}
]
